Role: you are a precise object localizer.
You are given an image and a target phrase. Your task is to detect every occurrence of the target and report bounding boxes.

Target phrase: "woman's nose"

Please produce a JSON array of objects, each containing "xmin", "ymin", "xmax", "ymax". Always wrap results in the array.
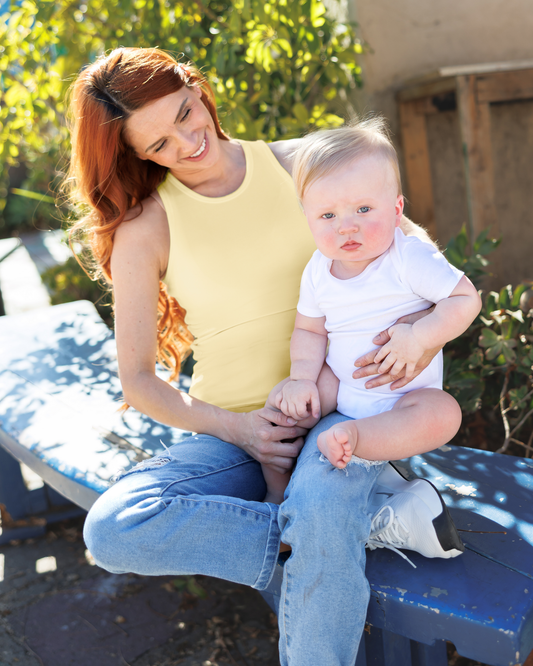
[{"xmin": 175, "ymin": 130, "xmax": 199, "ymax": 155}]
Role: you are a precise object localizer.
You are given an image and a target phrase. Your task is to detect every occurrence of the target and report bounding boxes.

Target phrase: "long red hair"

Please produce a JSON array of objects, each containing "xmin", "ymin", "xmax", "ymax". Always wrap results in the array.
[{"xmin": 67, "ymin": 47, "xmax": 230, "ymax": 379}]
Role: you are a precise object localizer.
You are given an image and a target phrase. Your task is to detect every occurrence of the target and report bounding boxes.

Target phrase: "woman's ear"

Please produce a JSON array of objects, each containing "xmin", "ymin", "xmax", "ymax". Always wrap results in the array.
[
  {"xmin": 190, "ymin": 85, "xmax": 203, "ymax": 98},
  {"xmin": 395, "ymin": 195, "xmax": 404, "ymax": 226}
]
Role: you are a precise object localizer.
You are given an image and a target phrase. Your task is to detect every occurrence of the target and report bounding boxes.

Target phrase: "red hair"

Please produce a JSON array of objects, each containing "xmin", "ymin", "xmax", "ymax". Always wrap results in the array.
[{"xmin": 67, "ymin": 47, "xmax": 230, "ymax": 379}]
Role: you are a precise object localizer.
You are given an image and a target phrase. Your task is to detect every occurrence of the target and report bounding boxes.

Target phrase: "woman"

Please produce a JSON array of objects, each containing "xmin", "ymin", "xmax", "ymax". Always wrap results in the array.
[{"xmin": 75, "ymin": 48, "xmax": 456, "ymax": 665}]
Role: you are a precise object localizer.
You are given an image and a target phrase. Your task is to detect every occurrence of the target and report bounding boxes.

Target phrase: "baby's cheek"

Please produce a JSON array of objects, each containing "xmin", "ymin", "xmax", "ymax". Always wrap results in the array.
[
  {"xmin": 365, "ymin": 223, "xmax": 394, "ymax": 248},
  {"xmin": 315, "ymin": 229, "xmax": 337, "ymax": 251}
]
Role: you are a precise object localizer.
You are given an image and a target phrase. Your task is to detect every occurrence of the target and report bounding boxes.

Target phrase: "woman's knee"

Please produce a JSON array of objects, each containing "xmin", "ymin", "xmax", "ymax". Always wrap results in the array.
[{"xmin": 83, "ymin": 480, "xmax": 166, "ymax": 572}]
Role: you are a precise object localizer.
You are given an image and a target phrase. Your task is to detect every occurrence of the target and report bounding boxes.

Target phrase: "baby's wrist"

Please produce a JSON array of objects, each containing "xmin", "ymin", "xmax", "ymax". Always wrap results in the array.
[{"xmin": 410, "ymin": 322, "xmax": 432, "ymax": 351}]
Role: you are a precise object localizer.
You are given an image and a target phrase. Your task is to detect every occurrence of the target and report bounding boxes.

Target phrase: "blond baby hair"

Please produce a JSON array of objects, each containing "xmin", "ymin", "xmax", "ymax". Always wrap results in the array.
[{"xmin": 292, "ymin": 117, "xmax": 402, "ymax": 200}]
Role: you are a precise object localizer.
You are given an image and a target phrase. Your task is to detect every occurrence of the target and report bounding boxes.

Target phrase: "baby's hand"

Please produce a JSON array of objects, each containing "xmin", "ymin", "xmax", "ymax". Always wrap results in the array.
[
  {"xmin": 373, "ymin": 324, "xmax": 426, "ymax": 378},
  {"xmin": 275, "ymin": 379, "xmax": 321, "ymax": 421}
]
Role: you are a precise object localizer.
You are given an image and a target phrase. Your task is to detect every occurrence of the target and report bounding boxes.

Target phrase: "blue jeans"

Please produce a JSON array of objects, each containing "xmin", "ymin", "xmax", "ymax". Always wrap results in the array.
[{"xmin": 84, "ymin": 413, "xmax": 385, "ymax": 665}]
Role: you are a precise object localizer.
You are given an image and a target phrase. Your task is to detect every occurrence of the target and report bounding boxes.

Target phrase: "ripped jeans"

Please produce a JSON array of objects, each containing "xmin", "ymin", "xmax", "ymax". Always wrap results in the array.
[{"xmin": 83, "ymin": 412, "xmax": 386, "ymax": 666}]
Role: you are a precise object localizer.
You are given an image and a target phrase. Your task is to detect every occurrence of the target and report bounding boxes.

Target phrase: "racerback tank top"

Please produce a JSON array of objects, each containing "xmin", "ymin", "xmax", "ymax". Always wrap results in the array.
[{"xmin": 158, "ymin": 140, "xmax": 316, "ymax": 412}]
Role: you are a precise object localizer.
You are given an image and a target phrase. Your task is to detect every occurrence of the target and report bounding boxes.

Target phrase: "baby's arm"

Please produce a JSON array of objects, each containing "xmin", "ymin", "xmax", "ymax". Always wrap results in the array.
[
  {"xmin": 276, "ymin": 313, "xmax": 328, "ymax": 421},
  {"xmin": 375, "ymin": 275, "xmax": 481, "ymax": 377},
  {"xmin": 268, "ymin": 363, "xmax": 339, "ymax": 428}
]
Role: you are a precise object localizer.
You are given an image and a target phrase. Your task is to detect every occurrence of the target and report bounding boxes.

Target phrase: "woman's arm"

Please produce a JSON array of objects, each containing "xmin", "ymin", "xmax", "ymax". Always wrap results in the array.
[{"xmin": 111, "ymin": 200, "xmax": 306, "ymax": 473}]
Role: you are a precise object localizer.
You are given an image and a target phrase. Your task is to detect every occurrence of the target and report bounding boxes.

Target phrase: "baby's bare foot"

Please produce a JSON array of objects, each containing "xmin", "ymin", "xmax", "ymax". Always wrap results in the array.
[{"xmin": 317, "ymin": 425, "xmax": 357, "ymax": 468}]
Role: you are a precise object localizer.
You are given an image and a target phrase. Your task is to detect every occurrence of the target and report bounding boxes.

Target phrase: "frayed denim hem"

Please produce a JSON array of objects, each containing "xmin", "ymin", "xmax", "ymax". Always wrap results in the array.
[{"xmin": 318, "ymin": 453, "xmax": 387, "ymax": 475}]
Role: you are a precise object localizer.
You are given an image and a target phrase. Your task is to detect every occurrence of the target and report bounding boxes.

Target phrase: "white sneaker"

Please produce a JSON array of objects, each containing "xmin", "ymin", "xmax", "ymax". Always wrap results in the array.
[{"xmin": 367, "ymin": 463, "xmax": 464, "ymax": 565}]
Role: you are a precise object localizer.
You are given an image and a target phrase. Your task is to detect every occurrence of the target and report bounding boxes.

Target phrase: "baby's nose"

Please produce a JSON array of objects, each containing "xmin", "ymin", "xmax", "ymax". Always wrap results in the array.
[{"xmin": 338, "ymin": 218, "xmax": 359, "ymax": 233}]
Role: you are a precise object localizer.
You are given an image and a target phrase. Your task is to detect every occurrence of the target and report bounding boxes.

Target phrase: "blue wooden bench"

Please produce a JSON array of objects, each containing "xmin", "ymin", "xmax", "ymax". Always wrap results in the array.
[{"xmin": 1, "ymin": 300, "xmax": 533, "ymax": 666}]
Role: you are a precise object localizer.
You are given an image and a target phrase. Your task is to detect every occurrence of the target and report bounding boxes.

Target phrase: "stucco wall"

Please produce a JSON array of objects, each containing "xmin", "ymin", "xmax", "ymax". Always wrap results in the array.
[
  {"xmin": 349, "ymin": 0, "xmax": 533, "ymax": 286},
  {"xmin": 351, "ymin": 0, "xmax": 533, "ymax": 96}
]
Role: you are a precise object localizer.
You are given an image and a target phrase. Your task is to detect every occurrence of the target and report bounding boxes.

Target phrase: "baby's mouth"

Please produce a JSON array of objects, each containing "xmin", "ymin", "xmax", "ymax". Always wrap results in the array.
[{"xmin": 341, "ymin": 240, "xmax": 361, "ymax": 249}]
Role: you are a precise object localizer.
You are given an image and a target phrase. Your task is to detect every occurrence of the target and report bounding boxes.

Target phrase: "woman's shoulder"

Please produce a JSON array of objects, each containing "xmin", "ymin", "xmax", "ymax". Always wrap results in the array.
[
  {"xmin": 268, "ymin": 138, "xmax": 304, "ymax": 175},
  {"xmin": 114, "ymin": 195, "xmax": 170, "ymax": 275}
]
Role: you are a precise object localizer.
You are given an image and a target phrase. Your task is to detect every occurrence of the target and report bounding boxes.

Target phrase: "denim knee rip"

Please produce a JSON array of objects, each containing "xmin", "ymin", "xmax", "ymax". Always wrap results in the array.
[
  {"xmin": 112, "ymin": 454, "xmax": 173, "ymax": 483},
  {"xmin": 319, "ymin": 453, "xmax": 386, "ymax": 475}
]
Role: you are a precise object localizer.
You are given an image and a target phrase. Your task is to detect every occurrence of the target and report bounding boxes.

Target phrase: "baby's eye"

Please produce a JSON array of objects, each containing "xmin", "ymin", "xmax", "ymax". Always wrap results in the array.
[
  {"xmin": 322, "ymin": 212, "xmax": 335, "ymax": 220},
  {"xmin": 358, "ymin": 206, "xmax": 371, "ymax": 214},
  {"xmin": 155, "ymin": 140, "xmax": 167, "ymax": 153}
]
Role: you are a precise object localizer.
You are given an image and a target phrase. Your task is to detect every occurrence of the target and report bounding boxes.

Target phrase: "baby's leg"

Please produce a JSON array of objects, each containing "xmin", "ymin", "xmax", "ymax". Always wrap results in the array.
[
  {"xmin": 317, "ymin": 389, "xmax": 461, "ymax": 468},
  {"xmin": 262, "ymin": 463, "xmax": 290, "ymax": 504}
]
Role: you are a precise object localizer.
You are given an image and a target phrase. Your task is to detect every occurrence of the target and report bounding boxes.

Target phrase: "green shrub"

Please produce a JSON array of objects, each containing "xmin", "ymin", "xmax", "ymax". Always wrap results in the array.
[
  {"xmin": 0, "ymin": 0, "xmax": 363, "ymax": 229},
  {"xmin": 444, "ymin": 228, "xmax": 533, "ymax": 457},
  {"xmin": 41, "ymin": 257, "xmax": 112, "ymax": 327}
]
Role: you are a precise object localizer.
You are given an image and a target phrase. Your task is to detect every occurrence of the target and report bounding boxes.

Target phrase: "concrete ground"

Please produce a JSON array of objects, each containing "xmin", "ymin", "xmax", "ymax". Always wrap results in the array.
[{"xmin": 0, "ymin": 516, "xmax": 280, "ymax": 666}]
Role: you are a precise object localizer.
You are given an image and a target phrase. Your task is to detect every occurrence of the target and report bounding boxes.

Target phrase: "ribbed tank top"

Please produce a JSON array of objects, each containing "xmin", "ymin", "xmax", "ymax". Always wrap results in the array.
[{"xmin": 158, "ymin": 140, "xmax": 316, "ymax": 412}]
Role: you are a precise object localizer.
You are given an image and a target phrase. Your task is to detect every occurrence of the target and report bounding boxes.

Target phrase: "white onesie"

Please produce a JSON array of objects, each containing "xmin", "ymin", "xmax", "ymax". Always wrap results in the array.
[{"xmin": 297, "ymin": 228, "xmax": 464, "ymax": 420}]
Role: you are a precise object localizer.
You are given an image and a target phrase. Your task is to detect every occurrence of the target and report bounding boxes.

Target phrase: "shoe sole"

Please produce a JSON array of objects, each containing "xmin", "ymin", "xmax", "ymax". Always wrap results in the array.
[{"xmin": 372, "ymin": 462, "xmax": 465, "ymax": 558}]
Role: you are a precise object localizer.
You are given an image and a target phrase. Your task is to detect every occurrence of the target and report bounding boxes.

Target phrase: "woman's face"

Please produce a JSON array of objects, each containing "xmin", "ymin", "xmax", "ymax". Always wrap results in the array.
[{"xmin": 125, "ymin": 86, "xmax": 222, "ymax": 181}]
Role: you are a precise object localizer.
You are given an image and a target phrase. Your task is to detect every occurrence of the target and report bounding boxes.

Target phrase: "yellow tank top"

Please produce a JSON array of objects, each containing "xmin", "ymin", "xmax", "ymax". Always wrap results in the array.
[{"xmin": 158, "ymin": 140, "xmax": 316, "ymax": 413}]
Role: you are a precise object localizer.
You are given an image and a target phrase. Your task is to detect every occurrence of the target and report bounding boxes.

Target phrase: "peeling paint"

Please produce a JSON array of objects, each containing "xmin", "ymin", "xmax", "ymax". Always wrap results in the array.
[
  {"xmin": 430, "ymin": 587, "xmax": 448, "ymax": 598},
  {"xmin": 445, "ymin": 483, "xmax": 477, "ymax": 496},
  {"xmin": 396, "ymin": 588, "xmax": 407, "ymax": 596}
]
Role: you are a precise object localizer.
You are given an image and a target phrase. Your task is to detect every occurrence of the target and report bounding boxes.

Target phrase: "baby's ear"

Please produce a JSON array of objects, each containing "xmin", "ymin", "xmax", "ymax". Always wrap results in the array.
[{"xmin": 395, "ymin": 195, "xmax": 404, "ymax": 226}]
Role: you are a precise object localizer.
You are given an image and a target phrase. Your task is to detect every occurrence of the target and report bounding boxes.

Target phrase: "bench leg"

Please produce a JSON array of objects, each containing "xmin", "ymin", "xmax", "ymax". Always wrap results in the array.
[
  {"xmin": 410, "ymin": 638, "xmax": 448, "ymax": 666},
  {"xmin": 0, "ymin": 445, "xmax": 39, "ymax": 521},
  {"xmin": 360, "ymin": 627, "xmax": 447, "ymax": 666},
  {"xmin": 0, "ymin": 446, "xmax": 85, "ymax": 544}
]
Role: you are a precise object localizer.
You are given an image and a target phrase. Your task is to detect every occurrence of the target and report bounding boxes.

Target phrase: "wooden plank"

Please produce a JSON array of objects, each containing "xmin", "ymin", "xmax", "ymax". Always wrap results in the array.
[
  {"xmin": 396, "ymin": 77, "xmax": 456, "ymax": 103},
  {"xmin": 397, "ymin": 59, "xmax": 533, "ymax": 99},
  {"xmin": 476, "ymin": 68, "xmax": 533, "ymax": 104},
  {"xmin": 455, "ymin": 75, "xmax": 501, "ymax": 264},
  {"xmin": 398, "ymin": 100, "xmax": 437, "ymax": 238}
]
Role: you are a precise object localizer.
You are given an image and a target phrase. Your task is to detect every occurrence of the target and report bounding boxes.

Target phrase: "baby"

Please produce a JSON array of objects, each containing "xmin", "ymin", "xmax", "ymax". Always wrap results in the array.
[{"xmin": 263, "ymin": 119, "xmax": 481, "ymax": 504}]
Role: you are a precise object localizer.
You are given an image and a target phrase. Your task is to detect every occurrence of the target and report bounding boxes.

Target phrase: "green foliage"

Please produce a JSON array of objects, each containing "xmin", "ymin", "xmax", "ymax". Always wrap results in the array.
[
  {"xmin": 444, "ymin": 224, "xmax": 500, "ymax": 288},
  {"xmin": 170, "ymin": 576, "xmax": 207, "ymax": 598},
  {"xmin": 444, "ymin": 229, "xmax": 533, "ymax": 456},
  {"xmin": 41, "ymin": 256, "xmax": 112, "ymax": 326},
  {"xmin": 0, "ymin": 0, "xmax": 362, "ymax": 229},
  {"xmin": 2, "ymin": 188, "xmax": 58, "ymax": 234}
]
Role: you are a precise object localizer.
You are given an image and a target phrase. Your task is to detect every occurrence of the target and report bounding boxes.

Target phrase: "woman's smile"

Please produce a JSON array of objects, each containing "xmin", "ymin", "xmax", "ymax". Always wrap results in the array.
[{"xmin": 187, "ymin": 134, "xmax": 208, "ymax": 160}]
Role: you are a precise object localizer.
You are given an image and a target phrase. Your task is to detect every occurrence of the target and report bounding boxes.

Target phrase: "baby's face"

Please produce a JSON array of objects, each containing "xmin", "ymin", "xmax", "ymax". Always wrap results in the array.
[{"xmin": 301, "ymin": 155, "xmax": 403, "ymax": 277}]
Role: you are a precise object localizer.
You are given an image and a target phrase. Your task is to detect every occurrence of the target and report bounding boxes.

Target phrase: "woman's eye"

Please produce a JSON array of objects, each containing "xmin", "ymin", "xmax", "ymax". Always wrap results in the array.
[
  {"xmin": 322, "ymin": 213, "xmax": 335, "ymax": 220},
  {"xmin": 182, "ymin": 108, "xmax": 191, "ymax": 121},
  {"xmin": 155, "ymin": 140, "xmax": 167, "ymax": 153},
  {"xmin": 358, "ymin": 206, "xmax": 371, "ymax": 213}
]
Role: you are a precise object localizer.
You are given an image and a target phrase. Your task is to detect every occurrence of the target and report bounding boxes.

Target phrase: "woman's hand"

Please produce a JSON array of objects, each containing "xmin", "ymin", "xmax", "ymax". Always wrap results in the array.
[
  {"xmin": 352, "ymin": 307, "xmax": 443, "ymax": 390},
  {"xmin": 235, "ymin": 407, "xmax": 307, "ymax": 474}
]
